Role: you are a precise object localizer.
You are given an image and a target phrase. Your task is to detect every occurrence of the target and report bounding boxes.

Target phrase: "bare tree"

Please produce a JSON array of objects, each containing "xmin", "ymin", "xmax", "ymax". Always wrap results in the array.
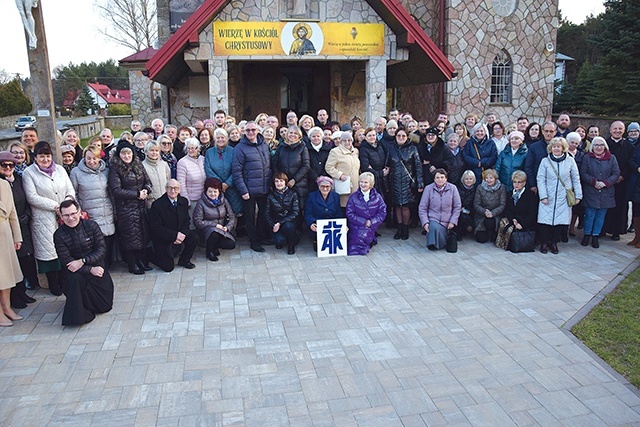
[
  {"xmin": 0, "ymin": 69, "xmax": 16, "ymax": 85},
  {"xmin": 94, "ymin": 0, "xmax": 157, "ymax": 52}
]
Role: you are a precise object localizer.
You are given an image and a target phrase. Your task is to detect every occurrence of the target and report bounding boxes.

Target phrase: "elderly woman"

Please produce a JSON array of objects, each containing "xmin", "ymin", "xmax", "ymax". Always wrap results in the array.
[
  {"xmin": 418, "ymin": 126, "xmax": 454, "ymax": 187},
  {"xmin": 305, "ymin": 176, "xmax": 343, "ymax": 249},
  {"xmin": 567, "ymin": 131, "xmax": 586, "ymax": 237},
  {"xmin": 272, "ymin": 125, "xmax": 311, "ymax": 212},
  {"xmin": 388, "ymin": 128, "xmax": 423, "ymax": 240},
  {"xmin": 504, "ymin": 170, "xmax": 537, "ymax": 232},
  {"xmin": 205, "ymin": 128, "xmax": 243, "ymax": 215},
  {"xmin": 109, "ymin": 140, "xmax": 152, "ymax": 274},
  {"xmin": 198, "ymin": 128, "xmax": 214, "ymax": 154},
  {"xmin": 381, "ymin": 119, "xmax": 398, "ymax": 150},
  {"xmin": 265, "ymin": 172, "xmax": 300, "ymax": 255},
  {"xmin": 325, "ymin": 132, "xmax": 361, "ymax": 207},
  {"xmin": 306, "ymin": 126, "xmax": 332, "ymax": 192},
  {"xmin": 419, "ymin": 168, "xmax": 461, "ymax": 250},
  {"xmin": 262, "ymin": 125, "xmax": 279, "ymax": 159},
  {"xmin": 462, "ymin": 123, "xmax": 498, "ymax": 183},
  {"xmin": 70, "ymin": 145, "xmax": 116, "ymax": 267},
  {"xmin": 142, "ymin": 140, "xmax": 171, "ymax": 209},
  {"xmin": 359, "ymin": 127, "xmax": 389, "ymax": 195},
  {"xmin": 495, "ymin": 131, "xmax": 527, "ymax": 192},
  {"xmin": 346, "ymin": 172, "xmax": 387, "ymax": 256},
  {"xmin": 579, "ymin": 136, "xmax": 620, "ymax": 248},
  {"xmin": 0, "ymin": 176, "xmax": 24, "ymax": 326},
  {"xmin": 62, "ymin": 128, "xmax": 83, "ymax": 163},
  {"xmin": 193, "ymin": 177, "xmax": 236, "ymax": 261},
  {"xmin": 22, "ymin": 141, "xmax": 75, "ymax": 295},
  {"xmin": 537, "ymin": 137, "xmax": 583, "ymax": 254},
  {"xmin": 158, "ymin": 134, "xmax": 178, "ymax": 179},
  {"xmin": 464, "ymin": 113, "xmax": 478, "ymax": 135},
  {"xmin": 299, "ymin": 114, "xmax": 314, "ymax": 142},
  {"xmin": 177, "ymin": 137, "xmax": 206, "ymax": 217},
  {"xmin": 227, "ymin": 125, "xmax": 242, "ymax": 148},
  {"xmin": 132, "ymin": 131, "xmax": 150, "ymax": 161},
  {"xmin": 9, "ymin": 142, "xmax": 31, "ymax": 176},
  {"xmin": 447, "ymin": 133, "xmax": 466, "ymax": 186},
  {"xmin": 0, "ymin": 151, "xmax": 37, "ymax": 308},
  {"xmin": 473, "ymin": 168, "xmax": 506, "ymax": 243},
  {"xmin": 456, "ymin": 170, "xmax": 477, "ymax": 239}
]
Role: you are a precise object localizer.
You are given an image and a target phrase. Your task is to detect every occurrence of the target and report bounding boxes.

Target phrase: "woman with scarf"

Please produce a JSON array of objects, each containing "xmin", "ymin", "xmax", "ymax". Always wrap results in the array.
[
  {"xmin": 158, "ymin": 134, "xmax": 178, "ymax": 179},
  {"xmin": 9, "ymin": 142, "xmax": 31, "ymax": 176},
  {"xmin": 456, "ymin": 170, "xmax": 477, "ymax": 239},
  {"xmin": 473, "ymin": 169, "xmax": 506, "ymax": 243},
  {"xmin": 205, "ymin": 128, "xmax": 243, "ymax": 216},
  {"xmin": 495, "ymin": 131, "xmax": 527, "ymax": 192},
  {"xmin": 579, "ymin": 137, "xmax": 620, "ymax": 248},
  {"xmin": 22, "ymin": 141, "xmax": 76, "ymax": 295},
  {"xmin": 537, "ymin": 137, "xmax": 582, "ymax": 254},
  {"xmin": 419, "ymin": 168, "xmax": 461, "ymax": 250},
  {"xmin": 193, "ymin": 177, "xmax": 236, "ymax": 261},
  {"xmin": 142, "ymin": 140, "xmax": 171, "ymax": 209}
]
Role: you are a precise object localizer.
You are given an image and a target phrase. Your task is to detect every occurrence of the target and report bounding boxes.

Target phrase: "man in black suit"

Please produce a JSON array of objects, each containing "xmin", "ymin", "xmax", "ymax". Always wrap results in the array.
[{"xmin": 147, "ymin": 179, "xmax": 198, "ymax": 271}]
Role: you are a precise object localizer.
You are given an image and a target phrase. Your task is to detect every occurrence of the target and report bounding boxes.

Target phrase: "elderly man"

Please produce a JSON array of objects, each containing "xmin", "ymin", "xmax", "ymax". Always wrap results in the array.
[
  {"xmin": 147, "ymin": 179, "xmax": 198, "ymax": 271},
  {"xmin": 525, "ymin": 121, "xmax": 557, "ymax": 193},
  {"xmin": 193, "ymin": 119, "xmax": 205, "ymax": 133},
  {"xmin": 604, "ymin": 121, "xmax": 635, "ymax": 240},
  {"xmin": 164, "ymin": 124, "xmax": 178, "ymax": 143},
  {"xmin": 151, "ymin": 118, "xmax": 164, "ymax": 138},
  {"xmin": 232, "ymin": 121, "xmax": 272, "ymax": 252},
  {"xmin": 131, "ymin": 120, "xmax": 143, "ymax": 134},
  {"xmin": 266, "ymin": 115, "xmax": 279, "ymax": 130},
  {"xmin": 374, "ymin": 116, "xmax": 387, "ymax": 141},
  {"xmin": 53, "ymin": 199, "xmax": 114, "ymax": 326}
]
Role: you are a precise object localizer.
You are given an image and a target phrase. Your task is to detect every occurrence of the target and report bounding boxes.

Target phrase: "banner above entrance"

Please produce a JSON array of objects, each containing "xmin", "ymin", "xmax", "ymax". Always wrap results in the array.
[{"xmin": 213, "ymin": 21, "xmax": 385, "ymax": 56}]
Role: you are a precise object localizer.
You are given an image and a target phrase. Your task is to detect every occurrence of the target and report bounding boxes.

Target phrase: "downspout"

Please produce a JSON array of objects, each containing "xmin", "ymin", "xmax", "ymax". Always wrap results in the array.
[{"xmin": 438, "ymin": 0, "xmax": 446, "ymax": 113}]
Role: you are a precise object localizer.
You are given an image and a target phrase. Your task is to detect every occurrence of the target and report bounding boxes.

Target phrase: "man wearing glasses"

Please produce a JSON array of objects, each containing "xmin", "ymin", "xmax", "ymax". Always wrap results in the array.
[
  {"xmin": 525, "ymin": 121, "xmax": 557, "ymax": 194},
  {"xmin": 54, "ymin": 199, "xmax": 114, "ymax": 326},
  {"xmin": 232, "ymin": 121, "xmax": 271, "ymax": 252}
]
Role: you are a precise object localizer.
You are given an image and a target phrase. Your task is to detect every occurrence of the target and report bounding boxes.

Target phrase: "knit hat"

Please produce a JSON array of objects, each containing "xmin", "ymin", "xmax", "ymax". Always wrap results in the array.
[
  {"xmin": 115, "ymin": 140, "xmax": 135, "ymax": 157},
  {"xmin": 204, "ymin": 177, "xmax": 222, "ymax": 191},
  {"xmin": 316, "ymin": 175, "xmax": 334, "ymax": 186},
  {"xmin": 425, "ymin": 126, "xmax": 439, "ymax": 135},
  {"xmin": 340, "ymin": 131, "xmax": 353, "ymax": 141},
  {"xmin": 331, "ymin": 131, "xmax": 342, "ymax": 140},
  {"xmin": 628, "ymin": 122, "xmax": 640, "ymax": 132},
  {"xmin": 60, "ymin": 144, "xmax": 75, "ymax": 155},
  {"xmin": 33, "ymin": 141, "xmax": 52, "ymax": 156}
]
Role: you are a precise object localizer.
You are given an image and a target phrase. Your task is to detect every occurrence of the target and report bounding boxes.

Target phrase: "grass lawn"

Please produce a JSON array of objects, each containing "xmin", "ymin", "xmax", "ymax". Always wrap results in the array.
[
  {"xmin": 571, "ymin": 266, "xmax": 640, "ymax": 388},
  {"xmin": 79, "ymin": 129, "xmax": 128, "ymax": 148}
]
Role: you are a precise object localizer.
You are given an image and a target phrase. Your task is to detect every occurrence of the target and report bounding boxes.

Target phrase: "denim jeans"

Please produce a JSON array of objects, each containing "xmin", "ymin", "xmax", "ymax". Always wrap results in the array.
[{"xmin": 584, "ymin": 207, "xmax": 607, "ymax": 236}]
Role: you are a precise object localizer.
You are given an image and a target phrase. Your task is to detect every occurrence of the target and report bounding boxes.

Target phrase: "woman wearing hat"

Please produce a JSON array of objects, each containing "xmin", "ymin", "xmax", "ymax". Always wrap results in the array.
[
  {"xmin": 0, "ymin": 151, "xmax": 37, "ymax": 308},
  {"xmin": 192, "ymin": 177, "xmax": 236, "ymax": 262},
  {"xmin": 304, "ymin": 175, "xmax": 343, "ymax": 250},
  {"xmin": 60, "ymin": 144, "xmax": 78, "ymax": 175},
  {"xmin": 22, "ymin": 141, "xmax": 76, "ymax": 295},
  {"xmin": 495, "ymin": 131, "xmax": 527, "ymax": 192},
  {"xmin": 108, "ymin": 140, "xmax": 152, "ymax": 274}
]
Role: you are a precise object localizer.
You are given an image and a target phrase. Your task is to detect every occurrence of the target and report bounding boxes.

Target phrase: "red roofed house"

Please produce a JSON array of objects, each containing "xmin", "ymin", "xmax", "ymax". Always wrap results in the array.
[
  {"xmin": 120, "ymin": 0, "xmax": 558, "ymax": 127},
  {"xmin": 86, "ymin": 82, "xmax": 131, "ymax": 115}
]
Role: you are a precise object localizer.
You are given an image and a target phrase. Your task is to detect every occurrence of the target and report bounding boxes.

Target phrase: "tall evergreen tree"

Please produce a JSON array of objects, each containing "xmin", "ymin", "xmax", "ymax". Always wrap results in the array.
[{"xmin": 75, "ymin": 86, "xmax": 96, "ymax": 115}]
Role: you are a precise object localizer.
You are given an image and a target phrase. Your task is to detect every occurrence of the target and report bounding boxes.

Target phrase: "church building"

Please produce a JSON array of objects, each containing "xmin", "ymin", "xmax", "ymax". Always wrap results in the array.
[{"xmin": 120, "ymin": 0, "xmax": 559, "ymax": 127}]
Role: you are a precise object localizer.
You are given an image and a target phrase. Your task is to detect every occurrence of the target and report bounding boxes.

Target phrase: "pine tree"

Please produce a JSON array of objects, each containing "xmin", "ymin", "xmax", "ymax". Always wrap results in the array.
[
  {"xmin": 75, "ymin": 86, "xmax": 96, "ymax": 115},
  {"xmin": 0, "ymin": 79, "xmax": 32, "ymax": 116}
]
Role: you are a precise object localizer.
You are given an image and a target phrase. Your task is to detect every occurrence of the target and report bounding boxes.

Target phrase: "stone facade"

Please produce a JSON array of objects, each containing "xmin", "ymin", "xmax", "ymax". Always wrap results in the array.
[{"xmin": 125, "ymin": 68, "xmax": 168, "ymax": 127}]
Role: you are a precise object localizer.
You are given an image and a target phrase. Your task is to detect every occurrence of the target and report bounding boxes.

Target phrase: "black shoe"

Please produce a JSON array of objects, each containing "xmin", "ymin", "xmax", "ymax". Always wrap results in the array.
[
  {"xmin": 128, "ymin": 265, "xmax": 145, "ymax": 275},
  {"xmin": 612, "ymin": 234, "xmax": 620, "ymax": 241},
  {"xmin": 137, "ymin": 261, "xmax": 152, "ymax": 272},
  {"xmin": 394, "ymin": 229, "xmax": 402, "ymax": 240},
  {"xmin": 427, "ymin": 244, "xmax": 437, "ymax": 251},
  {"xmin": 581, "ymin": 235, "xmax": 590, "ymax": 246},
  {"xmin": 275, "ymin": 244, "xmax": 283, "ymax": 249},
  {"xmin": 287, "ymin": 245, "xmax": 295, "ymax": 255},
  {"xmin": 421, "ymin": 229, "xmax": 427, "ymax": 235},
  {"xmin": 401, "ymin": 225, "xmax": 409, "ymax": 240},
  {"xmin": 375, "ymin": 232, "xmax": 381, "ymax": 237},
  {"xmin": 540, "ymin": 244, "xmax": 548, "ymax": 254},
  {"xmin": 550, "ymin": 244, "xmax": 559, "ymax": 254},
  {"xmin": 178, "ymin": 261, "xmax": 196, "ymax": 269},
  {"xmin": 250, "ymin": 244, "xmax": 265, "ymax": 253},
  {"xmin": 592, "ymin": 236, "xmax": 600, "ymax": 248},
  {"xmin": 261, "ymin": 239, "xmax": 275, "ymax": 246},
  {"xmin": 11, "ymin": 299, "xmax": 27, "ymax": 309},
  {"xmin": 23, "ymin": 295, "xmax": 36, "ymax": 304},
  {"xmin": 629, "ymin": 225, "xmax": 635, "ymax": 233},
  {"xmin": 207, "ymin": 252, "xmax": 219, "ymax": 262},
  {"xmin": 561, "ymin": 234, "xmax": 569, "ymax": 243},
  {"xmin": 214, "ymin": 249, "xmax": 220, "ymax": 256}
]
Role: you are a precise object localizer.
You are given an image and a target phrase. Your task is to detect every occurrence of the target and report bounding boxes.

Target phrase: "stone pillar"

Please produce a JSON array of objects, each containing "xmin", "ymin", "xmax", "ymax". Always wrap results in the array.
[
  {"xmin": 209, "ymin": 58, "xmax": 229, "ymax": 114},
  {"xmin": 26, "ymin": 3, "xmax": 58, "ymax": 161},
  {"xmin": 366, "ymin": 57, "xmax": 387, "ymax": 125}
]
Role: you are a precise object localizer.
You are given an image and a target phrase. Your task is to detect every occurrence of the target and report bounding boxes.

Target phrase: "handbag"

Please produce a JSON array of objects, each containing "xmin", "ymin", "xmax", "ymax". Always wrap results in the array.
[
  {"xmin": 546, "ymin": 158, "xmax": 577, "ymax": 207},
  {"xmin": 495, "ymin": 217, "xmax": 514, "ymax": 250},
  {"xmin": 446, "ymin": 230, "xmax": 458, "ymax": 253},
  {"xmin": 508, "ymin": 230, "xmax": 536, "ymax": 253}
]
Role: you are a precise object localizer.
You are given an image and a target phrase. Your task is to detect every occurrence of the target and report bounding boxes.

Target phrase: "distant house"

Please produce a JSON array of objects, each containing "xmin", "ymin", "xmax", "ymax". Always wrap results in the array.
[
  {"xmin": 86, "ymin": 82, "xmax": 131, "ymax": 115},
  {"xmin": 555, "ymin": 53, "xmax": 574, "ymax": 87}
]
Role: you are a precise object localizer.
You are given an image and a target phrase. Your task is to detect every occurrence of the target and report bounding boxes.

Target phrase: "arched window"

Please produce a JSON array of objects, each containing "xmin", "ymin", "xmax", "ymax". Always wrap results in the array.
[
  {"xmin": 490, "ymin": 50, "xmax": 512, "ymax": 104},
  {"xmin": 151, "ymin": 82, "xmax": 162, "ymax": 111}
]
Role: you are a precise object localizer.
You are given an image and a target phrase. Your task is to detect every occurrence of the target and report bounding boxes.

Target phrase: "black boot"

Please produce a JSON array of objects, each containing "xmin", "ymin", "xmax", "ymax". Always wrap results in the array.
[
  {"xmin": 591, "ymin": 236, "xmax": 599, "ymax": 248},
  {"xmin": 46, "ymin": 271, "xmax": 63, "ymax": 296},
  {"xmin": 136, "ymin": 249, "xmax": 152, "ymax": 271},
  {"xmin": 287, "ymin": 245, "xmax": 296, "ymax": 255},
  {"xmin": 401, "ymin": 224, "xmax": 409, "ymax": 240},
  {"xmin": 394, "ymin": 226, "xmax": 402, "ymax": 240},
  {"xmin": 581, "ymin": 235, "xmax": 590, "ymax": 246},
  {"xmin": 10, "ymin": 286, "xmax": 27, "ymax": 309},
  {"xmin": 126, "ymin": 251, "xmax": 144, "ymax": 275}
]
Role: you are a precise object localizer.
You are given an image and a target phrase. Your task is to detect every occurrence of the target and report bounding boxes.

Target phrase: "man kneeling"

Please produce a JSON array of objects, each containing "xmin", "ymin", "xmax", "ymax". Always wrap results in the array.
[
  {"xmin": 147, "ymin": 179, "xmax": 198, "ymax": 271},
  {"xmin": 54, "ymin": 200, "xmax": 114, "ymax": 326}
]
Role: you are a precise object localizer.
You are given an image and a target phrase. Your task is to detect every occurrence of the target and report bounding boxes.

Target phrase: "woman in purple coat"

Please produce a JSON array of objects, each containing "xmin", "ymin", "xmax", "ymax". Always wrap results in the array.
[
  {"xmin": 346, "ymin": 172, "xmax": 387, "ymax": 255},
  {"xmin": 419, "ymin": 168, "xmax": 462, "ymax": 250}
]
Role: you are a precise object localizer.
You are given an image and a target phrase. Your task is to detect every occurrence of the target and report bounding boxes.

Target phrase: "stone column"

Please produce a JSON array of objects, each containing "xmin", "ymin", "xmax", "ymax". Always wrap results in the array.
[
  {"xmin": 26, "ymin": 3, "xmax": 59, "ymax": 161},
  {"xmin": 209, "ymin": 58, "xmax": 229, "ymax": 114},
  {"xmin": 366, "ymin": 57, "xmax": 387, "ymax": 125}
]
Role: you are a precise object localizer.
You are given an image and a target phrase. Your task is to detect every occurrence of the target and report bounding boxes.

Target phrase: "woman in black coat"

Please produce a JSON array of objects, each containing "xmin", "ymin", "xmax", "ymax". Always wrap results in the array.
[
  {"xmin": 456, "ymin": 170, "xmax": 477, "ymax": 239},
  {"xmin": 272, "ymin": 125, "xmax": 310, "ymax": 211},
  {"xmin": 108, "ymin": 141, "xmax": 152, "ymax": 275},
  {"xmin": 417, "ymin": 126, "xmax": 454, "ymax": 186},
  {"xmin": 387, "ymin": 128, "xmax": 424, "ymax": 240},
  {"xmin": 306, "ymin": 127, "xmax": 332, "ymax": 192},
  {"xmin": 504, "ymin": 170, "xmax": 537, "ymax": 231},
  {"xmin": 359, "ymin": 127, "xmax": 389, "ymax": 195},
  {"xmin": 265, "ymin": 172, "xmax": 300, "ymax": 255}
]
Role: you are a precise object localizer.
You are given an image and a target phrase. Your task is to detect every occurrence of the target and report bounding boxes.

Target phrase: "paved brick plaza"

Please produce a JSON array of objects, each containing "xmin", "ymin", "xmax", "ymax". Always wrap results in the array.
[{"xmin": 1, "ymin": 229, "xmax": 640, "ymax": 426}]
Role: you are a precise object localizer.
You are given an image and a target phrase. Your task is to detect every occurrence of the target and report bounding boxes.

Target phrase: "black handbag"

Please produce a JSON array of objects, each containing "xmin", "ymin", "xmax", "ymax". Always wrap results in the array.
[
  {"xmin": 446, "ymin": 230, "xmax": 458, "ymax": 253},
  {"xmin": 508, "ymin": 230, "xmax": 536, "ymax": 253}
]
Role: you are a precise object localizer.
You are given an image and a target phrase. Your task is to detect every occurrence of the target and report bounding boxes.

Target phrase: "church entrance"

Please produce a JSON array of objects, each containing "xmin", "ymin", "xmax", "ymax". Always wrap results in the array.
[{"xmin": 233, "ymin": 61, "xmax": 330, "ymax": 124}]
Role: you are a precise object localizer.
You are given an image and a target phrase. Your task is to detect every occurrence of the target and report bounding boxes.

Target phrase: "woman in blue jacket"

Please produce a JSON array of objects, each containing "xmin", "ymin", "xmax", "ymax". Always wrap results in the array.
[{"xmin": 495, "ymin": 131, "xmax": 527, "ymax": 192}]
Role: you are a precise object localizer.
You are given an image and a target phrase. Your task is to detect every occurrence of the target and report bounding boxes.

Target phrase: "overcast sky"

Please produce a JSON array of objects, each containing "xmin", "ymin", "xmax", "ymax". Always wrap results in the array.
[{"xmin": 0, "ymin": 0, "xmax": 606, "ymax": 80}]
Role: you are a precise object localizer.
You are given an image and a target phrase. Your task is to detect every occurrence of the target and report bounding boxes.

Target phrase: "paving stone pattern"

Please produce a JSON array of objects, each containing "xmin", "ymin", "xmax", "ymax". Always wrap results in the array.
[{"xmin": 1, "ymin": 229, "xmax": 640, "ymax": 426}]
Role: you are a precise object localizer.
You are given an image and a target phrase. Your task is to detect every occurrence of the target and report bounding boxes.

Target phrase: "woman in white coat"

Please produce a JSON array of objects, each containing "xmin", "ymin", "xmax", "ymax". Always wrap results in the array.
[
  {"xmin": 0, "ymin": 178, "xmax": 24, "ymax": 326},
  {"xmin": 537, "ymin": 137, "xmax": 582, "ymax": 254},
  {"xmin": 22, "ymin": 141, "xmax": 75, "ymax": 295}
]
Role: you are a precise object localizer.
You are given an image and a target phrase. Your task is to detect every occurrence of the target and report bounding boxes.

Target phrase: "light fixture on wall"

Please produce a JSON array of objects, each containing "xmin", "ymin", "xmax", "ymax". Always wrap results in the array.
[
  {"xmin": 216, "ymin": 96, "xmax": 224, "ymax": 103},
  {"xmin": 376, "ymin": 92, "xmax": 383, "ymax": 100}
]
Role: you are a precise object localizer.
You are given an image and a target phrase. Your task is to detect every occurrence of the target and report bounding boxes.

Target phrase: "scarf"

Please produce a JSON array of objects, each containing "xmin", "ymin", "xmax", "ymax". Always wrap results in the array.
[
  {"xmin": 209, "ymin": 196, "xmax": 221, "ymax": 206},
  {"xmin": 513, "ymin": 187, "xmax": 524, "ymax": 204},
  {"xmin": 37, "ymin": 161, "xmax": 56, "ymax": 177},
  {"xmin": 362, "ymin": 189, "xmax": 371, "ymax": 202},
  {"xmin": 435, "ymin": 183, "xmax": 447, "ymax": 194},
  {"xmin": 311, "ymin": 142, "xmax": 322, "ymax": 152},
  {"xmin": 15, "ymin": 162, "xmax": 27, "ymax": 176},
  {"xmin": 550, "ymin": 153, "xmax": 567, "ymax": 163},
  {"xmin": 480, "ymin": 179, "xmax": 502, "ymax": 192},
  {"xmin": 145, "ymin": 156, "xmax": 158, "ymax": 166}
]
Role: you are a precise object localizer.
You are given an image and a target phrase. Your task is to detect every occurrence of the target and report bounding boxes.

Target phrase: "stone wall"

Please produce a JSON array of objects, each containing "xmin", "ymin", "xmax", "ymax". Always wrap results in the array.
[
  {"xmin": 0, "ymin": 114, "xmax": 24, "ymax": 131},
  {"xmin": 445, "ymin": 0, "xmax": 558, "ymax": 126}
]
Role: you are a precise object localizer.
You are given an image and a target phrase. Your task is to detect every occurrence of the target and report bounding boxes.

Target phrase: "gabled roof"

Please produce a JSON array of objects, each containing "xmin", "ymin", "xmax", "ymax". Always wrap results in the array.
[
  {"xmin": 120, "ymin": 46, "xmax": 158, "ymax": 64},
  {"xmin": 146, "ymin": 0, "xmax": 454, "ymax": 87},
  {"xmin": 87, "ymin": 83, "xmax": 131, "ymax": 105}
]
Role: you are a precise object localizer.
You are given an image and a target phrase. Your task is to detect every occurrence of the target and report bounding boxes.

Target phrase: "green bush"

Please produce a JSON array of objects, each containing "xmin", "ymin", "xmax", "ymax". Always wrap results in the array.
[
  {"xmin": 108, "ymin": 104, "xmax": 131, "ymax": 116},
  {"xmin": 0, "ymin": 80, "xmax": 32, "ymax": 116}
]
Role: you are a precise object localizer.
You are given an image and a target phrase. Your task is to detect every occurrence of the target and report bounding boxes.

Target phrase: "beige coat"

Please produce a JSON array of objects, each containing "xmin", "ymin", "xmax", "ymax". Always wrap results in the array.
[
  {"xmin": 325, "ymin": 144, "xmax": 360, "ymax": 207},
  {"xmin": 0, "ymin": 179, "xmax": 23, "ymax": 290}
]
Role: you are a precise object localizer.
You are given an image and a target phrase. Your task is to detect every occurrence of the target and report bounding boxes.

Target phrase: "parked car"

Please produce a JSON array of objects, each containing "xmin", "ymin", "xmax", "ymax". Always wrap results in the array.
[{"xmin": 15, "ymin": 116, "xmax": 36, "ymax": 132}]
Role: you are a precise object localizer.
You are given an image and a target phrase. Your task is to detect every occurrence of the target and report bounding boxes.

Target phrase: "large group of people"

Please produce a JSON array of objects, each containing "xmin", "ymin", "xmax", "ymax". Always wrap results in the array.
[{"xmin": 1, "ymin": 109, "xmax": 639, "ymax": 327}]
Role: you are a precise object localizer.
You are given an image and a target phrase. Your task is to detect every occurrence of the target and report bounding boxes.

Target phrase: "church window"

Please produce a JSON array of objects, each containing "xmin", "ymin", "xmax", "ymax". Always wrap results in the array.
[
  {"xmin": 490, "ymin": 50, "xmax": 512, "ymax": 104},
  {"xmin": 152, "ymin": 82, "xmax": 162, "ymax": 111}
]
